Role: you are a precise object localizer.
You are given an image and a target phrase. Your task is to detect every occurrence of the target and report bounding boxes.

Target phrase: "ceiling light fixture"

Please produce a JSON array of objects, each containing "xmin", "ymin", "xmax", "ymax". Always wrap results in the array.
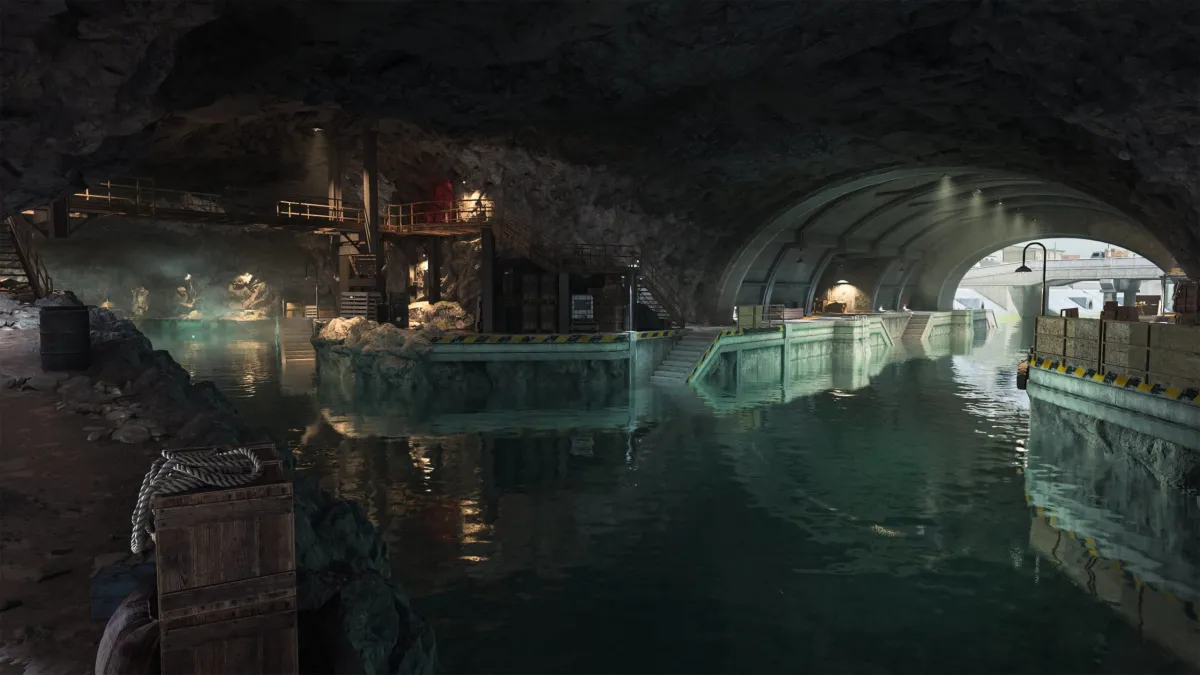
[{"xmin": 313, "ymin": 127, "xmax": 323, "ymax": 132}]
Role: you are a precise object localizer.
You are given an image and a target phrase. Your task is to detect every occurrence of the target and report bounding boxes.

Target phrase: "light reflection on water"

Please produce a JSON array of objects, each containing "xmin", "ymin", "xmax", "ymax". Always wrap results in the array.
[{"xmin": 137, "ymin": 320, "xmax": 1199, "ymax": 674}]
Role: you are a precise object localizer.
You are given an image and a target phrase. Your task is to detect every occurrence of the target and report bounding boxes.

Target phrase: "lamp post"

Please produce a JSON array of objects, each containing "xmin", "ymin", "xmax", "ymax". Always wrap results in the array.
[{"xmin": 1014, "ymin": 242, "xmax": 1048, "ymax": 316}]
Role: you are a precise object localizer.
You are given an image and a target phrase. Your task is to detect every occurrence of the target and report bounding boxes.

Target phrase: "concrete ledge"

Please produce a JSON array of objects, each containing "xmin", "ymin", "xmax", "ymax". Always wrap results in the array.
[
  {"xmin": 1028, "ymin": 368, "xmax": 1200, "ymax": 450},
  {"xmin": 427, "ymin": 341, "xmax": 630, "ymax": 361}
]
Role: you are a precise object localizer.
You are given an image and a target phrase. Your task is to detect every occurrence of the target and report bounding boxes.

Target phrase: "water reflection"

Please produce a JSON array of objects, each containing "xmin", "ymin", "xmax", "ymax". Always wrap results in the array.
[{"xmin": 136, "ymin": 320, "xmax": 1200, "ymax": 673}]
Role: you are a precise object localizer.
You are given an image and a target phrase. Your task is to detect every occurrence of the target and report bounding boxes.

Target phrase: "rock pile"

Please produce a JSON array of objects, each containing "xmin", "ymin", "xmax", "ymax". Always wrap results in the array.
[
  {"xmin": 7, "ymin": 296, "xmax": 436, "ymax": 674},
  {"xmin": 0, "ymin": 291, "xmax": 98, "ymax": 330},
  {"xmin": 413, "ymin": 301, "xmax": 472, "ymax": 331}
]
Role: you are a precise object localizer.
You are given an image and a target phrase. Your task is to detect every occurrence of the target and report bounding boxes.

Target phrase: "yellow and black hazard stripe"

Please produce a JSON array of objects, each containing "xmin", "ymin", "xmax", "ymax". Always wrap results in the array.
[
  {"xmin": 1031, "ymin": 357, "xmax": 1200, "ymax": 405},
  {"xmin": 1025, "ymin": 493, "xmax": 1199, "ymax": 622},
  {"xmin": 635, "ymin": 330, "xmax": 679, "ymax": 340},
  {"xmin": 686, "ymin": 325, "xmax": 784, "ymax": 383},
  {"xmin": 429, "ymin": 333, "xmax": 630, "ymax": 345}
]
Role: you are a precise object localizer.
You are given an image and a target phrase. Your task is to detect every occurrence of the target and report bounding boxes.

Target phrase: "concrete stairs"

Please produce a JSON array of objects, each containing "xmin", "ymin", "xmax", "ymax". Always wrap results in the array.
[
  {"xmin": 649, "ymin": 329, "xmax": 721, "ymax": 385},
  {"xmin": 278, "ymin": 317, "xmax": 317, "ymax": 395},
  {"xmin": 902, "ymin": 313, "xmax": 930, "ymax": 340},
  {"xmin": 278, "ymin": 317, "xmax": 317, "ymax": 364}
]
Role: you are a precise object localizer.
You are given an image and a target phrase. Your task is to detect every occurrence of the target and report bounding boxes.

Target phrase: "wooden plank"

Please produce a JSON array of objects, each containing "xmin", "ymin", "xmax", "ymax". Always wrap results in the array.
[
  {"xmin": 162, "ymin": 609, "xmax": 296, "ymax": 652},
  {"xmin": 155, "ymin": 495, "xmax": 293, "ymax": 530},
  {"xmin": 257, "ymin": 513, "xmax": 295, "ymax": 575},
  {"xmin": 156, "ymin": 526, "xmax": 195, "ymax": 594},
  {"xmin": 156, "ymin": 481, "xmax": 291, "ymax": 510},
  {"xmin": 160, "ymin": 572, "xmax": 296, "ymax": 620},
  {"xmin": 262, "ymin": 627, "xmax": 299, "ymax": 675}
]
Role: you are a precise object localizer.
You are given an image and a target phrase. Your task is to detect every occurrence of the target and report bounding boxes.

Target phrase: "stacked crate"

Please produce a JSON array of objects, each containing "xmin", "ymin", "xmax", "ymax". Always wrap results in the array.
[{"xmin": 153, "ymin": 443, "xmax": 297, "ymax": 675}]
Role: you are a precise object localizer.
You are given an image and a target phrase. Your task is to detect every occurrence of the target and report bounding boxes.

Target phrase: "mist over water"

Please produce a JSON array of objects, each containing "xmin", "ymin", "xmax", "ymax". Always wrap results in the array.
[{"xmin": 136, "ymin": 320, "xmax": 1200, "ymax": 674}]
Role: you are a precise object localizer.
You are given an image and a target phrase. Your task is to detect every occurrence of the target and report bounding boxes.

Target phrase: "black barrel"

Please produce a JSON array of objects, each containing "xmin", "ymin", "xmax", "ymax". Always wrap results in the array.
[{"xmin": 39, "ymin": 305, "xmax": 91, "ymax": 371}]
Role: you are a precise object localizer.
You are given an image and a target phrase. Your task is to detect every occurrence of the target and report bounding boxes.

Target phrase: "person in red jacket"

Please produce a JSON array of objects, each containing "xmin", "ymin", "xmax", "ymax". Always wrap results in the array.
[{"xmin": 432, "ymin": 179, "xmax": 456, "ymax": 223}]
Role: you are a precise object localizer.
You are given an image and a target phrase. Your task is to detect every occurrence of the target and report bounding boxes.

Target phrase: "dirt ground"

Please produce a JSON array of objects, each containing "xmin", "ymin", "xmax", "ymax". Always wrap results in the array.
[{"xmin": 0, "ymin": 331, "xmax": 159, "ymax": 675}]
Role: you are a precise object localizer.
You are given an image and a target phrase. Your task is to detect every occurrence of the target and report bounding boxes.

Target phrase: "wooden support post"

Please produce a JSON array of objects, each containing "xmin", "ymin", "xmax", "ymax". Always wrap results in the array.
[
  {"xmin": 427, "ymin": 237, "xmax": 441, "ymax": 304},
  {"xmin": 49, "ymin": 198, "xmax": 70, "ymax": 238},
  {"xmin": 626, "ymin": 269, "xmax": 636, "ymax": 332},
  {"xmin": 480, "ymin": 228, "xmax": 496, "ymax": 332},
  {"xmin": 361, "ymin": 129, "xmax": 386, "ymax": 304},
  {"xmin": 327, "ymin": 139, "xmax": 342, "ymax": 218},
  {"xmin": 558, "ymin": 273, "xmax": 571, "ymax": 333}
]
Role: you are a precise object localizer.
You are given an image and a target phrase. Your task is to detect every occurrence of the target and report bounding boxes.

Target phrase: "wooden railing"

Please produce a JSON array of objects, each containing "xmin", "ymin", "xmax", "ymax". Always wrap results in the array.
[{"xmin": 5, "ymin": 214, "xmax": 53, "ymax": 298}]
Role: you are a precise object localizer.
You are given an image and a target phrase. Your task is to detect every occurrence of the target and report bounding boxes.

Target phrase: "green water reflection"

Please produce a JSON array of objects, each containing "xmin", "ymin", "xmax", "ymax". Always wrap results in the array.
[{"xmin": 136, "ymin": 321, "xmax": 1199, "ymax": 674}]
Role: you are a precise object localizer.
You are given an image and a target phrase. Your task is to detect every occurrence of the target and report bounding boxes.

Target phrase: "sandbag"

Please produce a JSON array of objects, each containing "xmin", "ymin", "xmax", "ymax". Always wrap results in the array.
[{"xmin": 95, "ymin": 580, "xmax": 160, "ymax": 675}]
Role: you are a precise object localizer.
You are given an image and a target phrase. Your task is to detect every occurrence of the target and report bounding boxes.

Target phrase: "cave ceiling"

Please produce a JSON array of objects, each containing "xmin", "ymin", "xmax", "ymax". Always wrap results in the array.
[{"xmin": 3, "ymin": 0, "xmax": 1199, "ymax": 284}]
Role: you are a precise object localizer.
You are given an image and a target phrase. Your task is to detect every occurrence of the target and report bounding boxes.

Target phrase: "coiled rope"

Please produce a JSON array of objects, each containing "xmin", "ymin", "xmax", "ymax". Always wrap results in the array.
[{"xmin": 130, "ymin": 446, "xmax": 264, "ymax": 554}]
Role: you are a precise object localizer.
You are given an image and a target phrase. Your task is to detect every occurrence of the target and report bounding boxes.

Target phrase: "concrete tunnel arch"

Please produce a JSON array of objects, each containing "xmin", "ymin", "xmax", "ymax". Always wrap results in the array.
[{"xmin": 710, "ymin": 166, "xmax": 1177, "ymax": 318}]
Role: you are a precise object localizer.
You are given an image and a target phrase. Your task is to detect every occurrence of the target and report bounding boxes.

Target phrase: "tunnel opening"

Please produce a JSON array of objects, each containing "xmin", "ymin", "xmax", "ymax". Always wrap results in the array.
[
  {"xmin": 715, "ymin": 166, "xmax": 1180, "ymax": 321},
  {"xmin": 954, "ymin": 238, "xmax": 1175, "ymax": 321}
]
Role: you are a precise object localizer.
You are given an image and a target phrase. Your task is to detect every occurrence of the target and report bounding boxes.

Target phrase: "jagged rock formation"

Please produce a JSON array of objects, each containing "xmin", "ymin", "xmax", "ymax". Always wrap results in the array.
[
  {"xmin": 3, "ymin": 1, "xmax": 1198, "ymax": 319},
  {"xmin": 24, "ymin": 295, "xmax": 439, "ymax": 674}
]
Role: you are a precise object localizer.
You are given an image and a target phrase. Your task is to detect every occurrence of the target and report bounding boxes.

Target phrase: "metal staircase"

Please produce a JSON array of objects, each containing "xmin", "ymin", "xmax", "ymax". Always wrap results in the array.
[
  {"xmin": 2, "ymin": 215, "xmax": 53, "ymax": 300},
  {"xmin": 494, "ymin": 215, "xmax": 685, "ymax": 328}
]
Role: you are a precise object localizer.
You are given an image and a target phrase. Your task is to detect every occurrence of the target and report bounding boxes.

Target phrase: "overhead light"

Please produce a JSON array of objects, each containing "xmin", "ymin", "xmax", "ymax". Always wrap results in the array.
[
  {"xmin": 997, "ymin": 200, "xmax": 1004, "ymax": 206},
  {"xmin": 836, "ymin": 279, "xmax": 850, "ymax": 285},
  {"xmin": 313, "ymin": 127, "xmax": 323, "ymax": 132}
]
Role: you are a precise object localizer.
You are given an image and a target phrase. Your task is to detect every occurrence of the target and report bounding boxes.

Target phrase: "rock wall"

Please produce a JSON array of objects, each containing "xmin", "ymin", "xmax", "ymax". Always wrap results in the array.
[
  {"xmin": 1030, "ymin": 397, "xmax": 1200, "ymax": 491},
  {"xmin": 38, "ymin": 219, "xmax": 337, "ymax": 319},
  {"xmin": 2, "ymin": 294, "xmax": 436, "ymax": 675}
]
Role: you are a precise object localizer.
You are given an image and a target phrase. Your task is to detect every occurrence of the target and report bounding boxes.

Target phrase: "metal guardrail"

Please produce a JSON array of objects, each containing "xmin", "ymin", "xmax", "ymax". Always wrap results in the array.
[
  {"xmin": 277, "ymin": 199, "xmax": 364, "ymax": 225},
  {"xmin": 382, "ymin": 200, "xmax": 493, "ymax": 235},
  {"xmin": 5, "ymin": 214, "xmax": 53, "ymax": 298}
]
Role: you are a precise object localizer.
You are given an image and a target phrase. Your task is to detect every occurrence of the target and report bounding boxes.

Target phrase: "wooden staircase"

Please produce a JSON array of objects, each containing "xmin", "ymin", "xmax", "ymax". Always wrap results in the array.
[
  {"xmin": 649, "ymin": 329, "xmax": 721, "ymax": 385},
  {"xmin": 902, "ymin": 313, "xmax": 930, "ymax": 340},
  {"xmin": 494, "ymin": 215, "xmax": 685, "ymax": 328},
  {"xmin": 2, "ymin": 215, "xmax": 53, "ymax": 300}
]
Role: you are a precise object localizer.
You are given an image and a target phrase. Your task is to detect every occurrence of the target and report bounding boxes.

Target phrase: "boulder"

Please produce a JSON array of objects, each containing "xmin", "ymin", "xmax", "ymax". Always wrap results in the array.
[
  {"xmin": 34, "ymin": 290, "xmax": 84, "ymax": 307},
  {"xmin": 414, "ymin": 301, "xmax": 472, "ymax": 331},
  {"xmin": 24, "ymin": 371, "xmax": 70, "ymax": 391},
  {"xmin": 112, "ymin": 422, "xmax": 151, "ymax": 444}
]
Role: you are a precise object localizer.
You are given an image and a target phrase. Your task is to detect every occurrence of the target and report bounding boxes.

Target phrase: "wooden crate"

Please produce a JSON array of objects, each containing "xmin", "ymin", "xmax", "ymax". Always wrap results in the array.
[{"xmin": 152, "ymin": 443, "xmax": 298, "ymax": 675}]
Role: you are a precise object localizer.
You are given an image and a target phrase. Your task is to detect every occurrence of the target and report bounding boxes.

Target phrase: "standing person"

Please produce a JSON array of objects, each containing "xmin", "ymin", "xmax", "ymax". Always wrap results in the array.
[{"xmin": 433, "ymin": 179, "xmax": 456, "ymax": 223}]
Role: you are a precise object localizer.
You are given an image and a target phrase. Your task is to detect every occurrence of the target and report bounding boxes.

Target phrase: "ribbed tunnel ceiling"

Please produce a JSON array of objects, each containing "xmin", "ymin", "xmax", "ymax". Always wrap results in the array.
[{"xmin": 715, "ymin": 167, "xmax": 1176, "ymax": 316}]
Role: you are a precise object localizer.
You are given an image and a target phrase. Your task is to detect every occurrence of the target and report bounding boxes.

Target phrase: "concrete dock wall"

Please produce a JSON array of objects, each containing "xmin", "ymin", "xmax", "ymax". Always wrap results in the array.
[
  {"xmin": 631, "ymin": 332, "xmax": 680, "ymax": 383},
  {"xmin": 695, "ymin": 311, "xmax": 975, "ymax": 389},
  {"xmin": 1027, "ymin": 367, "xmax": 1200, "ymax": 488}
]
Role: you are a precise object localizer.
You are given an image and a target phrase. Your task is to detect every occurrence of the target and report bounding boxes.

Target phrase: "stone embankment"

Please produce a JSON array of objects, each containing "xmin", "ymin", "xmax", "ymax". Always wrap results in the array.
[
  {"xmin": 314, "ymin": 314, "xmax": 627, "ymax": 409},
  {"xmin": 0, "ymin": 292, "xmax": 436, "ymax": 675}
]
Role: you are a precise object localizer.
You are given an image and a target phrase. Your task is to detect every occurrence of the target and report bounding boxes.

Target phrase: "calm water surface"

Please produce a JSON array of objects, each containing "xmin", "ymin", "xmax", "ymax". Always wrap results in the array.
[{"xmin": 136, "ymin": 320, "xmax": 1199, "ymax": 674}]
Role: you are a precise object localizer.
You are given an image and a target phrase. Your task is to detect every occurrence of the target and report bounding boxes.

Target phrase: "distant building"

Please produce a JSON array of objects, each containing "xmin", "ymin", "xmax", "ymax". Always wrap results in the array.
[
  {"xmin": 1062, "ymin": 254, "xmax": 1081, "ymax": 260},
  {"xmin": 1002, "ymin": 245, "xmax": 1064, "ymax": 263}
]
